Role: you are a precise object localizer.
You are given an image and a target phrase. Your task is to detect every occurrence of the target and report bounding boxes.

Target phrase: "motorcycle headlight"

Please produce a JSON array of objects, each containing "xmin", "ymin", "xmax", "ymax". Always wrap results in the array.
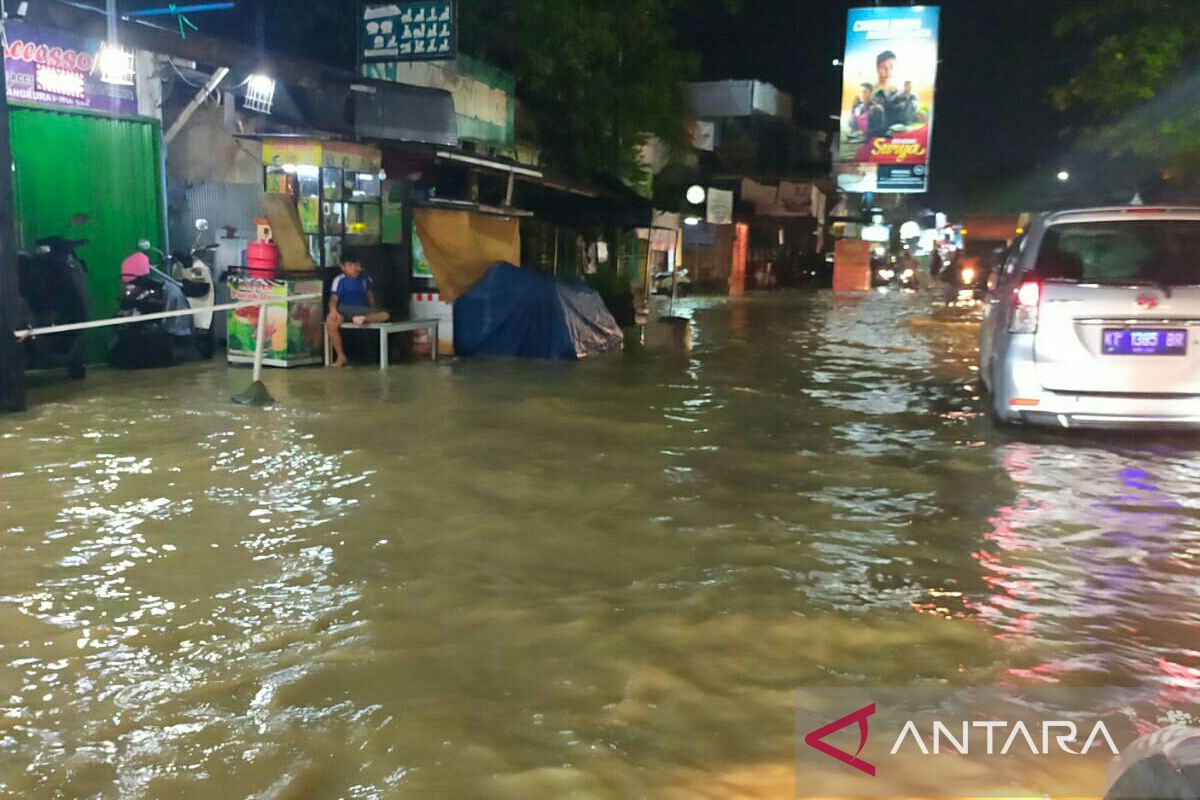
[{"xmin": 960, "ymin": 267, "xmax": 976, "ymax": 285}]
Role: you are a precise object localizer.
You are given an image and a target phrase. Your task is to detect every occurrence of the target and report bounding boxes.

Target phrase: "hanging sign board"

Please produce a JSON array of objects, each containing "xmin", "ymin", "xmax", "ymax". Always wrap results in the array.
[
  {"xmin": 705, "ymin": 189, "xmax": 734, "ymax": 225},
  {"xmin": 361, "ymin": 2, "xmax": 456, "ymax": 64}
]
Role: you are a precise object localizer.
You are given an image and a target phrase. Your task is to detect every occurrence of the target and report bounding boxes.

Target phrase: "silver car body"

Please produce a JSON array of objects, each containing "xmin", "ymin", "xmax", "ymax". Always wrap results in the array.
[{"xmin": 980, "ymin": 207, "xmax": 1200, "ymax": 429}]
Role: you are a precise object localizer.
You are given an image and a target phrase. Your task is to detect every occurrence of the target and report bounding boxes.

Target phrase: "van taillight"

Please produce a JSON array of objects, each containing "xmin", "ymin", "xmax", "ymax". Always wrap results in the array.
[{"xmin": 1009, "ymin": 280, "xmax": 1041, "ymax": 334}]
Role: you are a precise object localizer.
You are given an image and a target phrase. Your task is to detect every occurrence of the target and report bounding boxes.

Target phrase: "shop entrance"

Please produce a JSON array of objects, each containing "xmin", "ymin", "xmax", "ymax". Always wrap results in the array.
[{"xmin": 9, "ymin": 109, "xmax": 166, "ymax": 360}]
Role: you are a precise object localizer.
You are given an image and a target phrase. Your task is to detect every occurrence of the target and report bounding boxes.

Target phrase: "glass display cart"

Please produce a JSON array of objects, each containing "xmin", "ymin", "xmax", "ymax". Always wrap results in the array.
[{"xmin": 262, "ymin": 138, "xmax": 384, "ymax": 269}]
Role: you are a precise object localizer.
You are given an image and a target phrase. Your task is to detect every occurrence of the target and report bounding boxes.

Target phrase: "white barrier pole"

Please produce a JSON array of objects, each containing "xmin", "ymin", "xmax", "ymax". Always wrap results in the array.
[
  {"xmin": 10, "ymin": 292, "xmax": 323, "ymax": 407},
  {"xmin": 12, "ymin": 294, "xmax": 322, "ymax": 341},
  {"xmin": 252, "ymin": 301, "xmax": 266, "ymax": 384}
]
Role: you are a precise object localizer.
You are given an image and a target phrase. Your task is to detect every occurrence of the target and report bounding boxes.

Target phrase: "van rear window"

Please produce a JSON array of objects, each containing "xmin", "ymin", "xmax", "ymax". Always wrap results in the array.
[{"xmin": 1036, "ymin": 221, "xmax": 1200, "ymax": 284}]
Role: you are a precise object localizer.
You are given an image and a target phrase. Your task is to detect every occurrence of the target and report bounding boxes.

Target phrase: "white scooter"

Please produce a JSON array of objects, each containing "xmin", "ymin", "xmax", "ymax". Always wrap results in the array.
[
  {"xmin": 174, "ymin": 219, "xmax": 219, "ymax": 358},
  {"xmin": 135, "ymin": 218, "xmax": 219, "ymax": 359}
]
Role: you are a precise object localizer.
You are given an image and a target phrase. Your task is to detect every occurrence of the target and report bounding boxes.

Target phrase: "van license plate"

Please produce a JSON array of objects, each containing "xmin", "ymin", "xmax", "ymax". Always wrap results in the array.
[{"xmin": 1102, "ymin": 328, "xmax": 1188, "ymax": 355}]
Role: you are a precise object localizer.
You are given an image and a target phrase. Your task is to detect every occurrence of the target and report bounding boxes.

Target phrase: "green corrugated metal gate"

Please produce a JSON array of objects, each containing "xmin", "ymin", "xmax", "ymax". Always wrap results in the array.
[{"xmin": 9, "ymin": 108, "xmax": 165, "ymax": 361}]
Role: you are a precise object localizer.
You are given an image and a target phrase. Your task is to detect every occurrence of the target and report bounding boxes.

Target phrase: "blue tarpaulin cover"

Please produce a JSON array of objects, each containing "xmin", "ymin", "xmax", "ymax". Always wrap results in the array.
[{"xmin": 453, "ymin": 263, "xmax": 624, "ymax": 360}]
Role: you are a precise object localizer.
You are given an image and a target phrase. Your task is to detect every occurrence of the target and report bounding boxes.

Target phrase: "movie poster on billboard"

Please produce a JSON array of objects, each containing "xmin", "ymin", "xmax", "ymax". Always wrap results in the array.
[{"xmin": 836, "ymin": 6, "xmax": 939, "ymax": 194}]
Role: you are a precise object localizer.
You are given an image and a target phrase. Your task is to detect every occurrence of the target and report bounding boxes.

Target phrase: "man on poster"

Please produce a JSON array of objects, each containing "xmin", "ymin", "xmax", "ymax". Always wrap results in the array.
[
  {"xmin": 849, "ymin": 83, "xmax": 887, "ymax": 139},
  {"xmin": 873, "ymin": 50, "xmax": 903, "ymax": 129}
]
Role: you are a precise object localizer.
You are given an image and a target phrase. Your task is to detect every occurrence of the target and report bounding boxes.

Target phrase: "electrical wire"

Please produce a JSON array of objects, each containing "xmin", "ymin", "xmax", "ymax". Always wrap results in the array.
[
  {"xmin": 166, "ymin": 57, "xmax": 204, "ymax": 88},
  {"xmin": 165, "ymin": 59, "xmax": 228, "ymax": 111}
]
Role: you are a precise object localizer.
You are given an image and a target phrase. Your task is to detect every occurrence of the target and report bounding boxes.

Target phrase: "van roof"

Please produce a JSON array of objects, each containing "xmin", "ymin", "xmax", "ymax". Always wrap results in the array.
[{"xmin": 1045, "ymin": 207, "xmax": 1200, "ymax": 224}]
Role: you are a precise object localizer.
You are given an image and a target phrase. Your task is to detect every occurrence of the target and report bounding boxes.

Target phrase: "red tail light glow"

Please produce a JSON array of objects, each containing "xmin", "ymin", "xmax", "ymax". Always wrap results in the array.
[
  {"xmin": 1016, "ymin": 281, "xmax": 1041, "ymax": 307},
  {"xmin": 1009, "ymin": 280, "xmax": 1041, "ymax": 334}
]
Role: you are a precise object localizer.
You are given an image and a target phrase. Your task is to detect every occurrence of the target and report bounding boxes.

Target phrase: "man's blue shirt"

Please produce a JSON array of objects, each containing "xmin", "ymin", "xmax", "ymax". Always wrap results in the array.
[{"xmin": 332, "ymin": 273, "xmax": 372, "ymax": 307}]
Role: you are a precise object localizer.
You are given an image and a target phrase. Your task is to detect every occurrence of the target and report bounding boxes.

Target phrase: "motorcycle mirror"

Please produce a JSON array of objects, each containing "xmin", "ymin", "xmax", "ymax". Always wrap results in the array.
[
  {"xmin": 195, "ymin": 219, "xmax": 210, "ymax": 232},
  {"xmin": 138, "ymin": 239, "xmax": 152, "ymax": 251}
]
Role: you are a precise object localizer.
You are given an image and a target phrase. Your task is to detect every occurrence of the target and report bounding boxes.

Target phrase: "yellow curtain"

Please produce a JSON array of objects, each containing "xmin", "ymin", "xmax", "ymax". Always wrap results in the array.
[{"xmin": 413, "ymin": 208, "xmax": 521, "ymax": 302}]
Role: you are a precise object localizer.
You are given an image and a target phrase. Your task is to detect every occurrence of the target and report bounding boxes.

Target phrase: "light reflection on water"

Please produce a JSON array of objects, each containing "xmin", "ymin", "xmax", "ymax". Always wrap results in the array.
[{"xmin": 0, "ymin": 291, "xmax": 1198, "ymax": 798}]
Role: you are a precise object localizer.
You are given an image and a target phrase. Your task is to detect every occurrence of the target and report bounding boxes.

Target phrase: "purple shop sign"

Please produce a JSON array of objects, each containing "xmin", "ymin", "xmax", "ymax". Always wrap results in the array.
[{"xmin": 3, "ymin": 21, "xmax": 138, "ymax": 116}]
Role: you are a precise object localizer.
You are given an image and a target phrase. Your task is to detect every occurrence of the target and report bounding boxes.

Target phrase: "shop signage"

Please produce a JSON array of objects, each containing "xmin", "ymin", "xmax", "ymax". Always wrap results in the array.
[
  {"xmin": 35, "ymin": 65, "xmax": 87, "ymax": 100},
  {"xmin": 705, "ymin": 188, "xmax": 734, "ymax": 225},
  {"xmin": 2, "ymin": 21, "xmax": 138, "ymax": 115},
  {"xmin": 834, "ymin": 6, "xmax": 939, "ymax": 194},
  {"xmin": 361, "ymin": 2, "xmax": 456, "ymax": 63},
  {"xmin": 412, "ymin": 223, "xmax": 434, "ymax": 278},
  {"xmin": 261, "ymin": 139, "xmax": 382, "ymax": 172}
]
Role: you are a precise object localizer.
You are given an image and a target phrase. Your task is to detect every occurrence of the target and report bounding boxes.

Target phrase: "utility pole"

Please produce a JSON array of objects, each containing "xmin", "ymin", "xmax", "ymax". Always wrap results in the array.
[{"xmin": 0, "ymin": 49, "xmax": 26, "ymax": 412}]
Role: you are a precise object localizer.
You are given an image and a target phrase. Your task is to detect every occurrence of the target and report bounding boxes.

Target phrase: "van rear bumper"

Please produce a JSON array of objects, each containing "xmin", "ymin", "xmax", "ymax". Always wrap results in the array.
[{"xmin": 1013, "ymin": 392, "xmax": 1200, "ymax": 430}]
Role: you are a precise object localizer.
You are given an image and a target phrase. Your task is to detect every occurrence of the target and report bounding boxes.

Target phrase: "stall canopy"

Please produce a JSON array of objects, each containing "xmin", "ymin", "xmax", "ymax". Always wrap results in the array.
[
  {"xmin": 454, "ymin": 263, "xmax": 624, "ymax": 360},
  {"xmin": 413, "ymin": 207, "xmax": 521, "ymax": 301}
]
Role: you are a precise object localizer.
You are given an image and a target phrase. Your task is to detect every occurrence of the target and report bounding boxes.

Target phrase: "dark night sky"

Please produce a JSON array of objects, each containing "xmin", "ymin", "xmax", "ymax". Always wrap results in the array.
[
  {"xmin": 676, "ymin": 0, "xmax": 1096, "ymax": 210},
  {"xmin": 128, "ymin": 0, "xmax": 1098, "ymax": 211}
]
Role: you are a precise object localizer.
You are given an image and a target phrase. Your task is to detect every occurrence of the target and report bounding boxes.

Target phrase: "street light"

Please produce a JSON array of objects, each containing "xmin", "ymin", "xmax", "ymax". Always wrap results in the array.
[
  {"xmin": 683, "ymin": 184, "xmax": 706, "ymax": 226},
  {"xmin": 96, "ymin": 42, "xmax": 135, "ymax": 86},
  {"xmin": 244, "ymin": 73, "xmax": 276, "ymax": 115},
  {"xmin": 1057, "ymin": 170, "xmax": 1070, "ymax": 182}
]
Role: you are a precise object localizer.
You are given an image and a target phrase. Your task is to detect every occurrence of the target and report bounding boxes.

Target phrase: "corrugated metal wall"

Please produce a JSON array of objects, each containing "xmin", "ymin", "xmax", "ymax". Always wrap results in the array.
[
  {"xmin": 169, "ymin": 181, "xmax": 262, "ymax": 254},
  {"xmin": 10, "ymin": 109, "xmax": 165, "ymax": 361}
]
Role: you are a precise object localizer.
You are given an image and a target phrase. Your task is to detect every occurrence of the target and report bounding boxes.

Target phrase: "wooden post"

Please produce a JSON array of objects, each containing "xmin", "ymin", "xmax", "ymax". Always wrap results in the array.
[{"xmin": 0, "ymin": 52, "xmax": 26, "ymax": 412}]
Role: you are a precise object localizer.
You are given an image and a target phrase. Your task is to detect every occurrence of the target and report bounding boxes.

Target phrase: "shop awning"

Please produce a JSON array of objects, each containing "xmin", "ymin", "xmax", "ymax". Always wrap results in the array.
[
  {"xmin": 352, "ymin": 80, "xmax": 458, "ymax": 147},
  {"xmin": 516, "ymin": 176, "xmax": 654, "ymax": 229},
  {"xmin": 434, "ymin": 149, "xmax": 543, "ymax": 179}
]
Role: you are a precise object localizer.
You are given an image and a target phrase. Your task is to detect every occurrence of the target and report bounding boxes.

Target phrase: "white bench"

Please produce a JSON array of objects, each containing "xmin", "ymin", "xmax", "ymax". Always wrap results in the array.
[{"xmin": 323, "ymin": 319, "xmax": 440, "ymax": 368}]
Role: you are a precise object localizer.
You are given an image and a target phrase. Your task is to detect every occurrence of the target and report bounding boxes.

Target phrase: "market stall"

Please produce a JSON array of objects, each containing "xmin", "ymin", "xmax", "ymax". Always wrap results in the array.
[
  {"xmin": 223, "ymin": 139, "xmax": 388, "ymax": 368},
  {"xmin": 261, "ymin": 138, "xmax": 384, "ymax": 269}
]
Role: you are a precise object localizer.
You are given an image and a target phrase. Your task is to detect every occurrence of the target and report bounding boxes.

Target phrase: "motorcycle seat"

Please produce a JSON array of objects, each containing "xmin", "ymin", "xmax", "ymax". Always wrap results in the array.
[{"xmin": 182, "ymin": 280, "xmax": 210, "ymax": 298}]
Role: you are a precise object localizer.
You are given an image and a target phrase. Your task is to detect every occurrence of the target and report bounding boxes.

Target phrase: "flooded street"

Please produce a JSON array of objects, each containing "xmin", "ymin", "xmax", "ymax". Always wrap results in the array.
[{"xmin": 2, "ymin": 290, "xmax": 1200, "ymax": 799}]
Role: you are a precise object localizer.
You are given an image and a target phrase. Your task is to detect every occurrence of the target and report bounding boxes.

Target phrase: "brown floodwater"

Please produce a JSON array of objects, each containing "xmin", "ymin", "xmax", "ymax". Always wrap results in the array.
[{"xmin": 1, "ymin": 291, "xmax": 1199, "ymax": 799}]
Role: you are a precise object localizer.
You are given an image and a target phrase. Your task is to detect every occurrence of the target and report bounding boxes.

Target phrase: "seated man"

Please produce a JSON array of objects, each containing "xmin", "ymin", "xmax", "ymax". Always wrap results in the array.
[{"xmin": 327, "ymin": 251, "xmax": 390, "ymax": 367}]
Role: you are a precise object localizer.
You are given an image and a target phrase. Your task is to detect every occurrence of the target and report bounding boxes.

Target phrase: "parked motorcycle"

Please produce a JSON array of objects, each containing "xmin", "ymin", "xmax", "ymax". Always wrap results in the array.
[
  {"xmin": 108, "ymin": 219, "xmax": 217, "ymax": 369},
  {"xmin": 172, "ymin": 219, "xmax": 219, "ymax": 359},
  {"xmin": 15, "ymin": 214, "xmax": 91, "ymax": 380},
  {"xmin": 652, "ymin": 268, "xmax": 691, "ymax": 296}
]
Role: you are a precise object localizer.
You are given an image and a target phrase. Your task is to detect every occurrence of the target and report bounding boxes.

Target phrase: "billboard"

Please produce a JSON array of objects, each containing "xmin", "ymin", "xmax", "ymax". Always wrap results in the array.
[{"xmin": 835, "ymin": 7, "xmax": 939, "ymax": 194}]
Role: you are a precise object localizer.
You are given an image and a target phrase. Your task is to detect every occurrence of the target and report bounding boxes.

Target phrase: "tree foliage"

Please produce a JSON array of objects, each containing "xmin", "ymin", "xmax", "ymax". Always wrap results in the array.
[
  {"xmin": 1052, "ymin": 0, "xmax": 1200, "ymax": 181},
  {"xmin": 461, "ymin": 0, "xmax": 722, "ymax": 184}
]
